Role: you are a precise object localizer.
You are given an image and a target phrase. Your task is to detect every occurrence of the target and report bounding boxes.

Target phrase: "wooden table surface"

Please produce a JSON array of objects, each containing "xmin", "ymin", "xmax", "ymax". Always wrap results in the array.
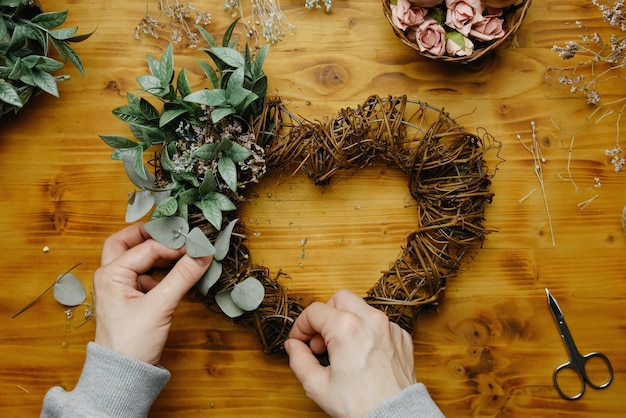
[{"xmin": 2, "ymin": 0, "xmax": 625, "ymax": 416}]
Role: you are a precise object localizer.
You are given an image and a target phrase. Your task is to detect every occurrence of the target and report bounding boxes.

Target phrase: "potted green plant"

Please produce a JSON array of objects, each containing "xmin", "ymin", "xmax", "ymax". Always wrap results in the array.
[{"xmin": 0, "ymin": 0, "xmax": 93, "ymax": 117}]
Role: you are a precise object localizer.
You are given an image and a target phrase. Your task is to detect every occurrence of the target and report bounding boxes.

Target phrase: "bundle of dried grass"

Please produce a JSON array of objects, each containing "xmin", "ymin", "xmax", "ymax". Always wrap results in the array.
[{"xmin": 198, "ymin": 95, "xmax": 498, "ymax": 354}]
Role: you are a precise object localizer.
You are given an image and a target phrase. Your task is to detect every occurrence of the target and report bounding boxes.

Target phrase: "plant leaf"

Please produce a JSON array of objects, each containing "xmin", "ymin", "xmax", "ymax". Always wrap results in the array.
[
  {"xmin": 151, "ymin": 195, "xmax": 178, "ymax": 218},
  {"xmin": 99, "ymin": 135, "xmax": 138, "ymax": 149},
  {"xmin": 185, "ymin": 227, "xmax": 216, "ymax": 258},
  {"xmin": 53, "ymin": 273, "xmax": 86, "ymax": 306},
  {"xmin": 196, "ymin": 260, "xmax": 222, "ymax": 295},
  {"xmin": 144, "ymin": 216, "xmax": 189, "ymax": 249},
  {"xmin": 0, "ymin": 81, "xmax": 22, "ymax": 107},
  {"xmin": 215, "ymin": 287, "xmax": 245, "ymax": 318},
  {"xmin": 159, "ymin": 108, "xmax": 187, "ymax": 127},
  {"xmin": 218, "ymin": 156, "xmax": 237, "ymax": 191},
  {"xmin": 214, "ymin": 218, "xmax": 238, "ymax": 261},
  {"xmin": 225, "ymin": 142, "xmax": 252, "ymax": 163},
  {"xmin": 126, "ymin": 189, "xmax": 155, "ymax": 222},
  {"xmin": 184, "ymin": 88, "xmax": 227, "ymax": 106},
  {"xmin": 31, "ymin": 69, "xmax": 59, "ymax": 97},
  {"xmin": 176, "ymin": 68, "xmax": 192, "ymax": 97},
  {"xmin": 211, "ymin": 106, "xmax": 235, "ymax": 123},
  {"xmin": 193, "ymin": 143, "xmax": 217, "ymax": 160},
  {"xmin": 198, "ymin": 171, "xmax": 217, "ymax": 196},
  {"xmin": 31, "ymin": 10, "xmax": 69, "ymax": 29},
  {"xmin": 231, "ymin": 277, "xmax": 264, "ymax": 311},
  {"xmin": 195, "ymin": 24, "xmax": 218, "ymax": 48},
  {"xmin": 121, "ymin": 149, "xmax": 154, "ymax": 188},
  {"xmin": 210, "ymin": 47, "xmax": 245, "ymax": 68},
  {"xmin": 194, "ymin": 198, "xmax": 223, "ymax": 230}
]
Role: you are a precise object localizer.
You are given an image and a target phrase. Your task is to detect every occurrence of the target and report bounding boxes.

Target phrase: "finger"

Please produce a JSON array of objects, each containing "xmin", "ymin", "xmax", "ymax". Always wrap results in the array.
[
  {"xmin": 284, "ymin": 338, "xmax": 330, "ymax": 396},
  {"xmin": 107, "ymin": 238, "xmax": 186, "ymax": 275},
  {"xmin": 101, "ymin": 223, "xmax": 150, "ymax": 265},
  {"xmin": 327, "ymin": 288, "xmax": 372, "ymax": 317},
  {"xmin": 147, "ymin": 253, "xmax": 212, "ymax": 310},
  {"xmin": 288, "ymin": 302, "xmax": 337, "ymax": 342}
]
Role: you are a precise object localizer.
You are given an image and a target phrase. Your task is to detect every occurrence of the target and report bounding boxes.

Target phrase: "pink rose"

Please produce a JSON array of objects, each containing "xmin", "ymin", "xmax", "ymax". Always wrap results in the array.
[
  {"xmin": 446, "ymin": 33, "xmax": 474, "ymax": 56},
  {"xmin": 409, "ymin": 0, "xmax": 444, "ymax": 7},
  {"xmin": 391, "ymin": 0, "xmax": 428, "ymax": 31},
  {"xmin": 469, "ymin": 14, "xmax": 506, "ymax": 41},
  {"xmin": 445, "ymin": 0, "xmax": 484, "ymax": 36},
  {"xmin": 411, "ymin": 18, "xmax": 446, "ymax": 56}
]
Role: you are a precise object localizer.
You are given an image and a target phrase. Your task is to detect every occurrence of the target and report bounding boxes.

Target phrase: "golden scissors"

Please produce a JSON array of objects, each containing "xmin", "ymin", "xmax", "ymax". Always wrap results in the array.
[{"xmin": 546, "ymin": 288, "xmax": 613, "ymax": 400}]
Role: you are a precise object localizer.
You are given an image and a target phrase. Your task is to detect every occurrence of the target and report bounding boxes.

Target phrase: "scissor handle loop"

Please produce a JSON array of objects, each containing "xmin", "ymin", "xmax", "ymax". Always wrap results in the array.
[
  {"xmin": 581, "ymin": 351, "xmax": 613, "ymax": 389},
  {"xmin": 553, "ymin": 352, "xmax": 613, "ymax": 400},
  {"xmin": 553, "ymin": 362, "xmax": 584, "ymax": 401}
]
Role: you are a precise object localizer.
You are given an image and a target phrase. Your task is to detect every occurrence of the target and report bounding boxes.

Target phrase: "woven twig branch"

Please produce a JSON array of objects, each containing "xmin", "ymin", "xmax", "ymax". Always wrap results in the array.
[{"xmin": 198, "ymin": 95, "xmax": 497, "ymax": 354}]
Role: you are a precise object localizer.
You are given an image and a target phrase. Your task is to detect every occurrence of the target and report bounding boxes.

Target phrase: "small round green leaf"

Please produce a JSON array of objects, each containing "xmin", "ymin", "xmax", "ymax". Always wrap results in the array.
[
  {"xmin": 53, "ymin": 273, "xmax": 86, "ymax": 306},
  {"xmin": 215, "ymin": 287, "xmax": 245, "ymax": 318},
  {"xmin": 144, "ymin": 216, "xmax": 189, "ymax": 249},
  {"xmin": 185, "ymin": 227, "xmax": 216, "ymax": 258},
  {"xmin": 231, "ymin": 277, "xmax": 264, "ymax": 311}
]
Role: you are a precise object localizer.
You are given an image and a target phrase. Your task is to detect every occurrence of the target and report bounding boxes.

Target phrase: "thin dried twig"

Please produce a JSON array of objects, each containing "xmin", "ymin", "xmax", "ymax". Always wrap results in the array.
[{"xmin": 191, "ymin": 95, "xmax": 498, "ymax": 354}]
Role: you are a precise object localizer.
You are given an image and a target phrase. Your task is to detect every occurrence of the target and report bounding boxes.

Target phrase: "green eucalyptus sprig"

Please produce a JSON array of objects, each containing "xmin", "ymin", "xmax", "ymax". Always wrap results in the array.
[
  {"xmin": 100, "ymin": 19, "xmax": 269, "ymax": 232},
  {"xmin": 0, "ymin": 0, "xmax": 94, "ymax": 116},
  {"xmin": 144, "ymin": 216, "xmax": 265, "ymax": 317}
]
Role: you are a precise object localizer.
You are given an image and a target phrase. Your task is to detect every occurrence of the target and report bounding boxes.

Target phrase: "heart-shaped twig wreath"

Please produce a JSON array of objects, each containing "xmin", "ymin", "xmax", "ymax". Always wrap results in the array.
[{"xmin": 187, "ymin": 94, "xmax": 499, "ymax": 354}]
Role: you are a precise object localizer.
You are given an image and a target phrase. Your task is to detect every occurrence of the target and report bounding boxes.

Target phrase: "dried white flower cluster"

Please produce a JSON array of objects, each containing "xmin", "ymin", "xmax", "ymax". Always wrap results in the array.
[
  {"xmin": 606, "ymin": 145, "xmax": 626, "ymax": 172},
  {"xmin": 224, "ymin": 0, "xmax": 296, "ymax": 44},
  {"xmin": 135, "ymin": 0, "xmax": 211, "ymax": 48},
  {"xmin": 305, "ymin": 0, "xmax": 332, "ymax": 12}
]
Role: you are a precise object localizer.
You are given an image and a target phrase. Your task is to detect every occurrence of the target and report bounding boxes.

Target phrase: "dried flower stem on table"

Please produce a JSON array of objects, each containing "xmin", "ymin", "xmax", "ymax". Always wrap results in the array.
[
  {"xmin": 517, "ymin": 121, "xmax": 556, "ymax": 246},
  {"xmin": 224, "ymin": 0, "xmax": 295, "ymax": 44},
  {"xmin": 135, "ymin": 0, "xmax": 211, "ymax": 47},
  {"xmin": 547, "ymin": 0, "xmax": 626, "ymax": 182}
]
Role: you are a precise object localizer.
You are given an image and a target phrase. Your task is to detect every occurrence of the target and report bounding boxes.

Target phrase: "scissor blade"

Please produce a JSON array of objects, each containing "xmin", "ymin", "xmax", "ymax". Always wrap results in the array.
[{"xmin": 546, "ymin": 288, "xmax": 568, "ymax": 335}]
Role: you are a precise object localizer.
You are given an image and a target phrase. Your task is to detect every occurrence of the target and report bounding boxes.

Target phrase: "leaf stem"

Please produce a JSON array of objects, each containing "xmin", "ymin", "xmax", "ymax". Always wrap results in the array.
[{"xmin": 11, "ymin": 261, "xmax": 84, "ymax": 318}]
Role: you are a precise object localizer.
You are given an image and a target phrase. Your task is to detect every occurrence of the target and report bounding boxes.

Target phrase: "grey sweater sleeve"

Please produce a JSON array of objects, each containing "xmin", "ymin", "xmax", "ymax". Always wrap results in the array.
[
  {"xmin": 365, "ymin": 383, "xmax": 445, "ymax": 418},
  {"xmin": 41, "ymin": 342, "xmax": 170, "ymax": 418}
]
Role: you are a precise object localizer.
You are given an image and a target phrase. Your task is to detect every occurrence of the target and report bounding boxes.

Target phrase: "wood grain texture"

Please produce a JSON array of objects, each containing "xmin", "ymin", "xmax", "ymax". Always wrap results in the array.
[{"xmin": 1, "ymin": 0, "xmax": 626, "ymax": 416}]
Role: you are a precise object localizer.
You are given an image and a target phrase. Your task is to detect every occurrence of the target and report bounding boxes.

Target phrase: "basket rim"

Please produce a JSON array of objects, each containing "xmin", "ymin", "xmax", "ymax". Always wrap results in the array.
[{"xmin": 382, "ymin": 0, "xmax": 532, "ymax": 63}]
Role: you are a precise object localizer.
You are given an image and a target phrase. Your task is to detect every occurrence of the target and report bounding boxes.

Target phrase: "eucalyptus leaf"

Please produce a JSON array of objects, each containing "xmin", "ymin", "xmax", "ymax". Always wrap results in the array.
[
  {"xmin": 231, "ymin": 277, "xmax": 264, "ymax": 311},
  {"xmin": 53, "ymin": 273, "xmax": 86, "ymax": 306},
  {"xmin": 144, "ymin": 216, "xmax": 189, "ymax": 249},
  {"xmin": 196, "ymin": 260, "xmax": 222, "ymax": 295},
  {"xmin": 215, "ymin": 287, "xmax": 245, "ymax": 318},
  {"xmin": 214, "ymin": 218, "xmax": 238, "ymax": 261},
  {"xmin": 126, "ymin": 189, "xmax": 155, "ymax": 222},
  {"xmin": 185, "ymin": 227, "xmax": 216, "ymax": 258}
]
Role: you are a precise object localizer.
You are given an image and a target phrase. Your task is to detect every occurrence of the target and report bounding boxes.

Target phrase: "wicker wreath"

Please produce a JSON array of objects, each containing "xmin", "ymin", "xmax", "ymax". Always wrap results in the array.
[
  {"xmin": 382, "ymin": 0, "xmax": 532, "ymax": 64},
  {"xmin": 192, "ymin": 95, "xmax": 497, "ymax": 354}
]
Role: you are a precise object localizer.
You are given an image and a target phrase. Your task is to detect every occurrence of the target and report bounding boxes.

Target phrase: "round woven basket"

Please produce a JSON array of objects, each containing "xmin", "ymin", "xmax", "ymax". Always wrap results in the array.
[{"xmin": 382, "ymin": 0, "xmax": 532, "ymax": 64}]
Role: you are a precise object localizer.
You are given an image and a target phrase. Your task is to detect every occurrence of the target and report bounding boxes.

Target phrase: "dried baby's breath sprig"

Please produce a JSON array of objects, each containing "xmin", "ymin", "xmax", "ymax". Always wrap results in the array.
[
  {"xmin": 224, "ymin": 0, "xmax": 295, "ymax": 44},
  {"xmin": 305, "ymin": 0, "xmax": 333, "ymax": 12},
  {"xmin": 135, "ymin": 0, "xmax": 211, "ymax": 48}
]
